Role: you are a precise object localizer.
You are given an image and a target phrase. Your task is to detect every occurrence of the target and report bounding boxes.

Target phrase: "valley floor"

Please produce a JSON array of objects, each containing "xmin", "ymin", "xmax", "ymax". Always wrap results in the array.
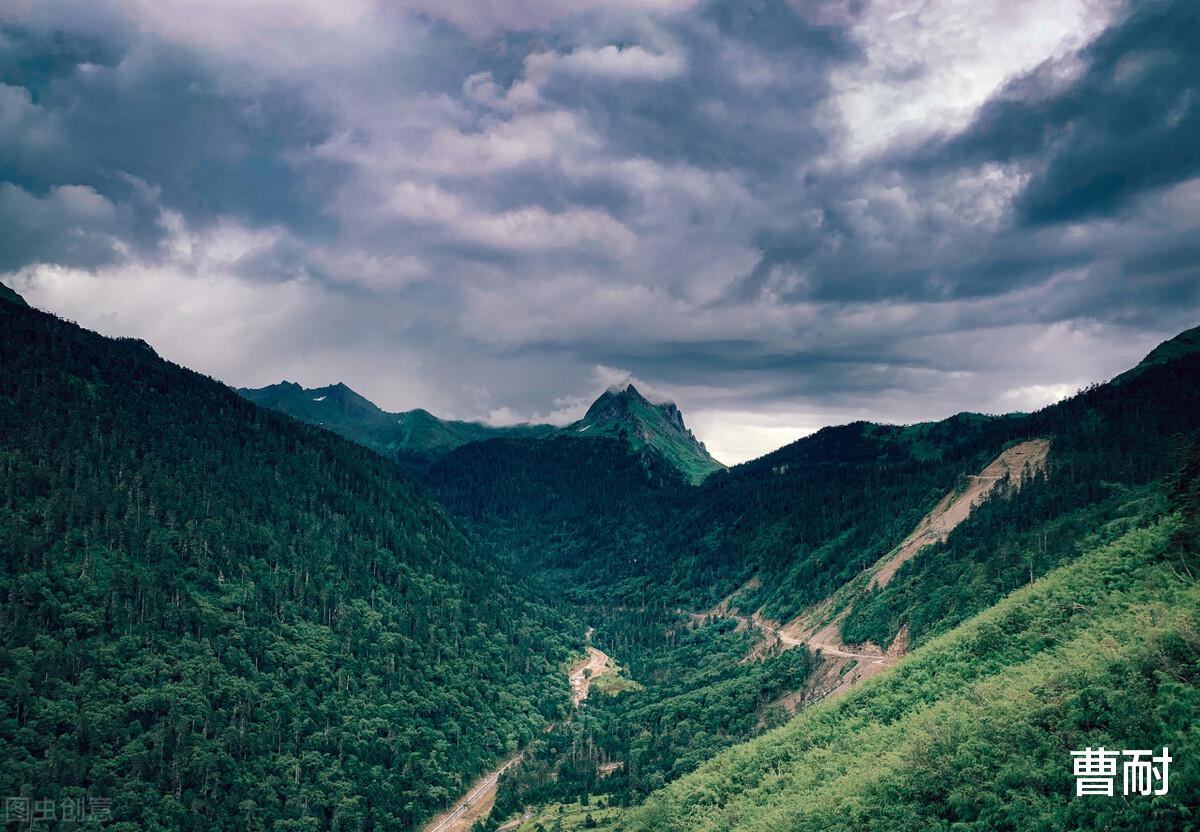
[{"xmin": 426, "ymin": 639, "xmax": 622, "ymax": 832}]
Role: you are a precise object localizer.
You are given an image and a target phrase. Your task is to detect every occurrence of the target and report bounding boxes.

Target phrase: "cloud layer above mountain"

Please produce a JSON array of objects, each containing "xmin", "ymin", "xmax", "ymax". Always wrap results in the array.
[{"xmin": 3, "ymin": 0, "xmax": 1198, "ymax": 463}]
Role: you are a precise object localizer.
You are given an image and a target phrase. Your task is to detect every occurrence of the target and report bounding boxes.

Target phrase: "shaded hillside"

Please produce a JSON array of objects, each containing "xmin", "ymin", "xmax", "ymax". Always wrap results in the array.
[
  {"xmin": 633, "ymin": 330, "xmax": 1200, "ymax": 628},
  {"xmin": 0, "ymin": 300, "xmax": 574, "ymax": 831},
  {"xmin": 660, "ymin": 414, "xmax": 1022, "ymax": 616},
  {"xmin": 424, "ymin": 327, "xmax": 1200, "ymax": 632},
  {"xmin": 424, "ymin": 436, "xmax": 687, "ymax": 591},
  {"xmin": 0, "ymin": 280, "xmax": 27, "ymax": 306},
  {"xmin": 1113, "ymin": 324, "xmax": 1200, "ymax": 384},
  {"xmin": 835, "ymin": 333, "xmax": 1200, "ymax": 651}
]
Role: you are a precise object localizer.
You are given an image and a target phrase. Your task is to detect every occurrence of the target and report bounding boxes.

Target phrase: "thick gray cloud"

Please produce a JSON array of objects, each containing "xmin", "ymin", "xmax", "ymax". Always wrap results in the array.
[
  {"xmin": 926, "ymin": 0, "xmax": 1200, "ymax": 226},
  {"xmin": 2, "ymin": 0, "xmax": 1198, "ymax": 463}
]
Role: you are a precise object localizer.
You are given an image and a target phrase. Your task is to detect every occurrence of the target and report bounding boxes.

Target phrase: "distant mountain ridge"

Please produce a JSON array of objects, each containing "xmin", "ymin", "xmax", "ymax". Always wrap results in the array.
[
  {"xmin": 1112, "ymin": 323, "xmax": 1200, "ymax": 384},
  {"xmin": 240, "ymin": 379, "xmax": 725, "ymax": 483},
  {"xmin": 238, "ymin": 381, "xmax": 557, "ymax": 471}
]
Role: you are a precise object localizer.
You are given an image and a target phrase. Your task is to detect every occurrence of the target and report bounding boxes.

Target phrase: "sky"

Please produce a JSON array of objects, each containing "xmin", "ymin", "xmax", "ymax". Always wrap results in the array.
[{"xmin": 2, "ymin": 0, "xmax": 1198, "ymax": 464}]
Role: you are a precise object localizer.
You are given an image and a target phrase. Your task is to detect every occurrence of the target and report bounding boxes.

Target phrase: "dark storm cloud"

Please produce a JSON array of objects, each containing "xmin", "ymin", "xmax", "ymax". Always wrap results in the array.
[
  {"xmin": 715, "ymin": 0, "xmax": 1200, "ymax": 318},
  {"xmin": 0, "ymin": 182, "xmax": 129, "ymax": 271},
  {"xmin": 0, "ymin": 18, "xmax": 338, "ymax": 267},
  {"xmin": 731, "ymin": 216, "xmax": 1092, "ymax": 305},
  {"xmin": 531, "ymin": 0, "xmax": 855, "ymax": 177},
  {"xmin": 0, "ymin": 17, "xmax": 129, "ymax": 85},
  {"xmin": 589, "ymin": 340, "xmax": 938, "ymax": 390},
  {"xmin": 3, "ymin": 0, "xmax": 1198, "ymax": 463},
  {"xmin": 927, "ymin": 0, "xmax": 1200, "ymax": 225}
]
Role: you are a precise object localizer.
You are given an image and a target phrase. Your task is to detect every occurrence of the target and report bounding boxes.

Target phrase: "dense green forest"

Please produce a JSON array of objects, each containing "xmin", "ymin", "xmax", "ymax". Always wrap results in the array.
[
  {"xmin": 424, "ymin": 415, "xmax": 1015, "ymax": 612},
  {"xmin": 424, "ymin": 435, "xmax": 688, "ymax": 592},
  {"xmin": 0, "ymin": 297, "xmax": 575, "ymax": 831},
  {"xmin": 491, "ymin": 613, "xmax": 816, "ymax": 823}
]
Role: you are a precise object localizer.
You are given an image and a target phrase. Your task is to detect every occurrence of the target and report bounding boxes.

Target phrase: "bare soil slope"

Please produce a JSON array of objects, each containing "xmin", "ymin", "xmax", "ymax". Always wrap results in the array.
[
  {"xmin": 570, "ymin": 646, "xmax": 617, "ymax": 705},
  {"xmin": 424, "ymin": 754, "xmax": 524, "ymax": 832},
  {"xmin": 870, "ymin": 438, "xmax": 1050, "ymax": 589},
  {"xmin": 732, "ymin": 440, "xmax": 1050, "ymax": 705}
]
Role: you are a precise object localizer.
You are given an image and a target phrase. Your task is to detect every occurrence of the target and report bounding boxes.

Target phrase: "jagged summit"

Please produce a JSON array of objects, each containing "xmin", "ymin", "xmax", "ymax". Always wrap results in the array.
[
  {"xmin": 241, "ymin": 378, "xmax": 724, "ymax": 484},
  {"xmin": 585, "ymin": 384, "xmax": 682, "ymax": 426},
  {"xmin": 569, "ymin": 385, "xmax": 723, "ymax": 484}
]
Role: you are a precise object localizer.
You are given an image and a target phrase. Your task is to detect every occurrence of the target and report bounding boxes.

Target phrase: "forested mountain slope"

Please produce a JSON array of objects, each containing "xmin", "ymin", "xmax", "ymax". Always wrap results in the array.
[
  {"xmin": 565, "ymin": 384, "xmax": 723, "ymax": 484},
  {"xmin": 10, "ymin": 275, "xmax": 1197, "ymax": 832},
  {"xmin": 424, "ymin": 435, "xmax": 688, "ymax": 590},
  {"xmin": 0, "ymin": 298, "xmax": 574, "ymax": 831},
  {"xmin": 442, "ymin": 329, "xmax": 1200, "ymax": 631},
  {"xmin": 466, "ymin": 330, "xmax": 1200, "ymax": 829},
  {"xmin": 487, "ymin": 438, "xmax": 1200, "ymax": 832},
  {"xmin": 624, "ymin": 465, "xmax": 1200, "ymax": 832}
]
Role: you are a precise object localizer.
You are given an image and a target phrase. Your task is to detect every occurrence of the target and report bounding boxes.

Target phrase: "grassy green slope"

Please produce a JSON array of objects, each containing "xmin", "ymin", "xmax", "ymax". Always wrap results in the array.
[
  {"xmin": 0, "ymin": 301, "xmax": 573, "ymax": 831},
  {"xmin": 627, "ymin": 510, "xmax": 1198, "ymax": 832}
]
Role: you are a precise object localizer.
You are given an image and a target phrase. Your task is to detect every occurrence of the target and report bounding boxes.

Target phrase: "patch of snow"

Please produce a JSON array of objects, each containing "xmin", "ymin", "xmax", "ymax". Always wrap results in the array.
[
  {"xmin": 312, "ymin": 396, "xmax": 327, "ymax": 402},
  {"xmin": 578, "ymin": 424, "xmax": 591, "ymax": 432}
]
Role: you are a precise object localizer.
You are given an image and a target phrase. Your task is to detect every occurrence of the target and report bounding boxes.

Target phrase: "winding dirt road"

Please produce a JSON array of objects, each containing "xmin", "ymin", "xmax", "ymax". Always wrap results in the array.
[
  {"xmin": 424, "ymin": 754, "xmax": 523, "ymax": 832},
  {"xmin": 721, "ymin": 439, "xmax": 1049, "ymax": 703},
  {"xmin": 424, "ymin": 636, "xmax": 619, "ymax": 832}
]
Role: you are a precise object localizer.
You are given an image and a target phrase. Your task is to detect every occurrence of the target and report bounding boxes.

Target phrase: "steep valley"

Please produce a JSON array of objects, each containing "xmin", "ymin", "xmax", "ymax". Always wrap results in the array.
[
  {"xmin": 3, "ymin": 286, "xmax": 1199, "ymax": 832},
  {"xmin": 439, "ymin": 329, "xmax": 1200, "ymax": 832}
]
